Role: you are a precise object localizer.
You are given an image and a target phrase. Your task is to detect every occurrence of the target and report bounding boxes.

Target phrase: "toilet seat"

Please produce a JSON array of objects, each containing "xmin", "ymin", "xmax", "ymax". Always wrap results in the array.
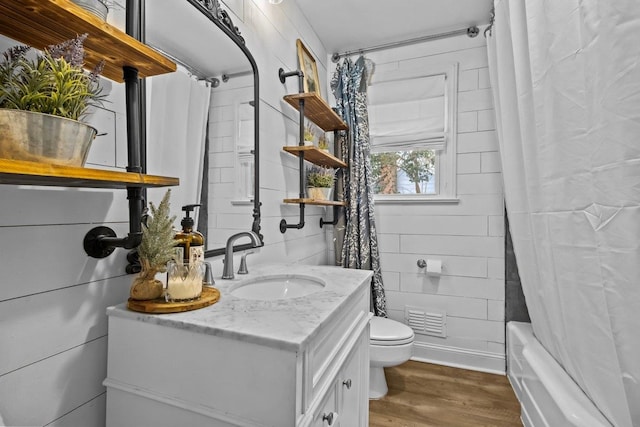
[{"xmin": 370, "ymin": 316, "xmax": 415, "ymax": 346}]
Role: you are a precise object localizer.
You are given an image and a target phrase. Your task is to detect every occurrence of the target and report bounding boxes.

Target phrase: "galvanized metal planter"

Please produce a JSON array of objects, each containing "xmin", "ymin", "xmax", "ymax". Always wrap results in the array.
[
  {"xmin": 0, "ymin": 109, "xmax": 97, "ymax": 167},
  {"xmin": 307, "ymin": 186, "xmax": 333, "ymax": 200},
  {"xmin": 71, "ymin": 0, "xmax": 109, "ymax": 20}
]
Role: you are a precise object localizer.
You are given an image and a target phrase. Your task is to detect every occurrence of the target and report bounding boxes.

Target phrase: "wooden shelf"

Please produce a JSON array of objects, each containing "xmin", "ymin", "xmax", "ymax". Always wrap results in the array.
[
  {"xmin": 283, "ymin": 198, "xmax": 347, "ymax": 207},
  {"xmin": 282, "ymin": 146, "xmax": 347, "ymax": 168},
  {"xmin": 283, "ymin": 93, "xmax": 348, "ymax": 132},
  {"xmin": 0, "ymin": 159, "xmax": 179, "ymax": 189},
  {"xmin": 0, "ymin": 0, "xmax": 176, "ymax": 82}
]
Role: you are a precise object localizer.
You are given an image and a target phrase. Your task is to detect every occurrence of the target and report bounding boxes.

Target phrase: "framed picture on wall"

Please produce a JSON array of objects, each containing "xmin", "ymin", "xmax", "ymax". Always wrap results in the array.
[{"xmin": 296, "ymin": 39, "xmax": 320, "ymax": 96}]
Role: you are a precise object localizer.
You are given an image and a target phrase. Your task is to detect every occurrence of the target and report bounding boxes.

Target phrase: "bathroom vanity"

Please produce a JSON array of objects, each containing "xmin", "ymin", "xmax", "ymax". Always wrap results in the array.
[{"xmin": 104, "ymin": 264, "xmax": 372, "ymax": 426}]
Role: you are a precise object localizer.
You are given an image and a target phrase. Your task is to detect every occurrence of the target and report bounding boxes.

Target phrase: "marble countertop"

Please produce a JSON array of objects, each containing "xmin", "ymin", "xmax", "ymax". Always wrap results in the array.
[{"xmin": 107, "ymin": 263, "xmax": 372, "ymax": 351}]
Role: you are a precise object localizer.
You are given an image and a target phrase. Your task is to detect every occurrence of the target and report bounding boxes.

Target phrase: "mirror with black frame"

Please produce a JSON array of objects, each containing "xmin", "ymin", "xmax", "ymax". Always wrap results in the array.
[{"xmin": 144, "ymin": 0, "xmax": 262, "ymax": 258}]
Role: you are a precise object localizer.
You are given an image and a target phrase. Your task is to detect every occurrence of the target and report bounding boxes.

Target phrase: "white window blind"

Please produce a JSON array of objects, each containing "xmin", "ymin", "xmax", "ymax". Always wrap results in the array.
[{"xmin": 368, "ymin": 74, "xmax": 446, "ymax": 152}]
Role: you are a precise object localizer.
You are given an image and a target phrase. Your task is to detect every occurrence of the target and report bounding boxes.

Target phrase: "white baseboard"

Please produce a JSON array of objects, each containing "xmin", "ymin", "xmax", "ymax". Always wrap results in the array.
[{"xmin": 411, "ymin": 341, "xmax": 506, "ymax": 375}]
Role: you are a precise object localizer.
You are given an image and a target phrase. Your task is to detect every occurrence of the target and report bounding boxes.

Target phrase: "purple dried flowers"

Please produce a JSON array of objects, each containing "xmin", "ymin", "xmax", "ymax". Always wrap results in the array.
[
  {"xmin": 47, "ymin": 33, "xmax": 88, "ymax": 67},
  {"xmin": 0, "ymin": 34, "xmax": 105, "ymax": 121}
]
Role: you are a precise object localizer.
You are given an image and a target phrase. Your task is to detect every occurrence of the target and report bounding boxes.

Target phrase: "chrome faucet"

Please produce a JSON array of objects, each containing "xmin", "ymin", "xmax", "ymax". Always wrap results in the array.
[{"xmin": 222, "ymin": 231, "xmax": 260, "ymax": 279}]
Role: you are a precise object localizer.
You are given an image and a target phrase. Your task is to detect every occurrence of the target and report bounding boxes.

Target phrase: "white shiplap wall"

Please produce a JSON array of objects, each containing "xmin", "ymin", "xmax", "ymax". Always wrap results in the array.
[
  {"xmin": 328, "ymin": 30, "xmax": 505, "ymax": 373},
  {"xmin": 0, "ymin": 1, "xmax": 332, "ymax": 425}
]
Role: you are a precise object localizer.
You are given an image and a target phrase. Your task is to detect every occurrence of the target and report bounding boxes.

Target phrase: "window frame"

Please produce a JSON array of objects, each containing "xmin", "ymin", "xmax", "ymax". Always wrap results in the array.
[{"xmin": 371, "ymin": 62, "xmax": 459, "ymax": 204}]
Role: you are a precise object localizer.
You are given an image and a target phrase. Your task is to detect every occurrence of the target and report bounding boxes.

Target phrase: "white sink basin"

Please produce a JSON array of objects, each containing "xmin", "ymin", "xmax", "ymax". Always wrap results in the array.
[{"xmin": 230, "ymin": 274, "xmax": 325, "ymax": 300}]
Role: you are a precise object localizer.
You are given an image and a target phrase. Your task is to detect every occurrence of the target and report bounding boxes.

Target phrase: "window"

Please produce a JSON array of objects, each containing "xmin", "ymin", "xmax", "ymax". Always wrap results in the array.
[{"xmin": 367, "ymin": 63, "xmax": 458, "ymax": 202}]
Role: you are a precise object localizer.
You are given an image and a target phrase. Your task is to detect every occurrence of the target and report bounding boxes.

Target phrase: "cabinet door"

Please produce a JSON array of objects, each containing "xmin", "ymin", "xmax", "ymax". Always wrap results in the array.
[
  {"xmin": 338, "ymin": 330, "xmax": 368, "ymax": 427},
  {"xmin": 311, "ymin": 384, "xmax": 338, "ymax": 427}
]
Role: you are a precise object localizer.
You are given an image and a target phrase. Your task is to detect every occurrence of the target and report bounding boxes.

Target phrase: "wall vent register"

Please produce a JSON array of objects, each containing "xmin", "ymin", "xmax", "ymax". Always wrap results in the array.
[{"xmin": 405, "ymin": 306, "xmax": 447, "ymax": 338}]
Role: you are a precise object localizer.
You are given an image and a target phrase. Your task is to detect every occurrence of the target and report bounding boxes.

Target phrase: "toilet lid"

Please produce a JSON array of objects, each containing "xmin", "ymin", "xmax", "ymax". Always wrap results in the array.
[{"xmin": 370, "ymin": 316, "xmax": 415, "ymax": 346}]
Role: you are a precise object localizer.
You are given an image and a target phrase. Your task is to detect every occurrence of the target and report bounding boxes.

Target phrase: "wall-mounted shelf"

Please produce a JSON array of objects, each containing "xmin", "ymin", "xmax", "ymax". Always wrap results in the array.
[
  {"xmin": 0, "ymin": 0, "xmax": 176, "ymax": 82},
  {"xmin": 278, "ymin": 68, "xmax": 349, "ymax": 233},
  {"xmin": 0, "ymin": 0, "xmax": 179, "ymax": 261},
  {"xmin": 282, "ymin": 146, "xmax": 347, "ymax": 168},
  {"xmin": 0, "ymin": 160, "xmax": 179, "ymax": 189},
  {"xmin": 283, "ymin": 198, "xmax": 347, "ymax": 207},
  {"xmin": 283, "ymin": 93, "xmax": 348, "ymax": 132}
]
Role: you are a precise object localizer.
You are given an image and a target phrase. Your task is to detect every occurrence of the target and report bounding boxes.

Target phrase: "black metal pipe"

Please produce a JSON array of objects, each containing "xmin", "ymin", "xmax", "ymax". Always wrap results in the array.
[
  {"xmin": 278, "ymin": 68, "xmax": 304, "ymax": 86},
  {"xmin": 123, "ymin": 66, "xmax": 142, "ymax": 173},
  {"xmin": 84, "ymin": 1, "xmax": 145, "ymax": 259},
  {"xmin": 278, "ymin": 69, "xmax": 309, "ymax": 233},
  {"xmin": 126, "ymin": 0, "xmax": 141, "ymax": 40},
  {"xmin": 320, "ymin": 205, "xmax": 340, "ymax": 228}
]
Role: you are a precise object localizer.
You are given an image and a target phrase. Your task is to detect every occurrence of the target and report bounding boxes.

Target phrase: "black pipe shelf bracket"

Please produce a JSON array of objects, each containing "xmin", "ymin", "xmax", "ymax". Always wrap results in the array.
[
  {"xmin": 279, "ymin": 67, "xmax": 307, "ymax": 233},
  {"xmin": 319, "ymin": 205, "xmax": 340, "ymax": 228},
  {"xmin": 84, "ymin": 1, "xmax": 151, "ymax": 262}
]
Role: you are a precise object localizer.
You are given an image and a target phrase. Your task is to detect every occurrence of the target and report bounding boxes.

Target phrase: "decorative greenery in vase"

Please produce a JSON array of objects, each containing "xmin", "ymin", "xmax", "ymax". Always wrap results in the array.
[
  {"xmin": 0, "ymin": 33, "xmax": 105, "ymax": 120},
  {"xmin": 130, "ymin": 189, "xmax": 178, "ymax": 301}
]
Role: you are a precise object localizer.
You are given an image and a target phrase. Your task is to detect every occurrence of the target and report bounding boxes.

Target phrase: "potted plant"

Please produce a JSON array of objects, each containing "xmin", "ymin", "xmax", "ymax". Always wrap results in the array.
[
  {"xmin": 130, "ymin": 189, "xmax": 178, "ymax": 301},
  {"xmin": 318, "ymin": 134, "xmax": 329, "ymax": 152},
  {"xmin": 0, "ymin": 33, "xmax": 105, "ymax": 167},
  {"xmin": 306, "ymin": 165, "xmax": 335, "ymax": 200},
  {"xmin": 71, "ymin": 0, "xmax": 109, "ymax": 21},
  {"xmin": 303, "ymin": 122, "xmax": 315, "ymax": 146}
]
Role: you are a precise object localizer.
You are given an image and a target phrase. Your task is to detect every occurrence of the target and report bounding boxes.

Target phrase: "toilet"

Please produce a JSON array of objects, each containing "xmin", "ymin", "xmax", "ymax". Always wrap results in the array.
[{"xmin": 369, "ymin": 316, "xmax": 415, "ymax": 399}]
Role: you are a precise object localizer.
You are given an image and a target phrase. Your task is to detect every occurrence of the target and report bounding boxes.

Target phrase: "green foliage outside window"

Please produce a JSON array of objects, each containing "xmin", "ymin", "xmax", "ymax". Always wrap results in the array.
[{"xmin": 370, "ymin": 149, "xmax": 435, "ymax": 194}]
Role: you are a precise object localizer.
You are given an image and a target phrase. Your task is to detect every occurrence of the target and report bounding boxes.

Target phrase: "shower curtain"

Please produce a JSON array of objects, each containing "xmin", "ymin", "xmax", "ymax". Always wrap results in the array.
[
  {"xmin": 331, "ymin": 56, "xmax": 386, "ymax": 317},
  {"xmin": 146, "ymin": 66, "xmax": 211, "ymax": 215},
  {"xmin": 487, "ymin": 1, "xmax": 640, "ymax": 426}
]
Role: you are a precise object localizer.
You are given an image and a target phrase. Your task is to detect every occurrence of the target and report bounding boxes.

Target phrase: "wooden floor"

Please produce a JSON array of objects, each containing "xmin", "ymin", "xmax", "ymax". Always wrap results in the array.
[{"xmin": 369, "ymin": 361, "xmax": 523, "ymax": 427}]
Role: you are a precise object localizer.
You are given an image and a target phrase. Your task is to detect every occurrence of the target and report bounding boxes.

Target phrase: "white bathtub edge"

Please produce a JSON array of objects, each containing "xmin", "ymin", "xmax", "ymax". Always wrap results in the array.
[{"xmin": 507, "ymin": 321, "xmax": 613, "ymax": 427}]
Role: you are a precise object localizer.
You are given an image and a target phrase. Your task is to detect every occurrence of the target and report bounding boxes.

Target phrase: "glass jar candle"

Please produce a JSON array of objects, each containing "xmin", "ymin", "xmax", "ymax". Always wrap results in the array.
[{"xmin": 165, "ymin": 260, "xmax": 205, "ymax": 302}]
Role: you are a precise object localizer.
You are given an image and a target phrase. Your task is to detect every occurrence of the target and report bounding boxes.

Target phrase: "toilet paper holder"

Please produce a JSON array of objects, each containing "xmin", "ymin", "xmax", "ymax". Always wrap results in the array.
[{"xmin": 417, "ymin": 259, "xmax": 443, "ymax": 275}]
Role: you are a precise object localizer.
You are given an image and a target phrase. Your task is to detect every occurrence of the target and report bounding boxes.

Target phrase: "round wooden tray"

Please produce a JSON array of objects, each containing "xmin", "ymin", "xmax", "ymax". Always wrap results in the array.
[{"xmin": 127, "ymin": 286, "xmax": 220, "ymax": 314}]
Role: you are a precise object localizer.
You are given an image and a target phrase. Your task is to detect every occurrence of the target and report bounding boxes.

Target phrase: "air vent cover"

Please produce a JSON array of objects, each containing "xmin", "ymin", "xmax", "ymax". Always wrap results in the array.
[{"xmin": 405, "ymin": 306, "xmax": 446, "ymax": 337}]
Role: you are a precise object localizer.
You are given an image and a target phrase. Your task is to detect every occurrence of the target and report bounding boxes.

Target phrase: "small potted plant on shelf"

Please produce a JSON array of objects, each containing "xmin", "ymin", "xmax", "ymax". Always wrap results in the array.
[
  {"xmin": 130, "ymin": 189, "xmax": 178, "ymax": 301},
  {"xmin": 0, "ymin": 33, "xmax": 105, "ymax": 167},
  {"xmin": 71, "ymin": 0, "xmax": 110, "ymax": 21},
  {"xmin": 306, "ymin": 165, "xmax": 335, "ymax": 200},
  {"xmin": 318, "ymin": 134, "xmax": 330, "ymax": 152},
  {"xmin": 303, "ymin": 122, "xmax": 315, "ymax": 146}
]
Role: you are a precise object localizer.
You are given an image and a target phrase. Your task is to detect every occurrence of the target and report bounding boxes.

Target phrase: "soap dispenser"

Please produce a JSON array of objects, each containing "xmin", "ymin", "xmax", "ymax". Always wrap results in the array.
[{"xmin": 174, "ymin": 204, "xmax": 204, "ymax": 266}]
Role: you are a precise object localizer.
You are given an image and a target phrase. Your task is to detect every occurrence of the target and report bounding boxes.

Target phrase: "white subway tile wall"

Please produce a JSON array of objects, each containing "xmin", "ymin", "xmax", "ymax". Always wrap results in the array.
[{"xmin": 358, "ymin": 30, "xmax": 506, "ymax": 373}]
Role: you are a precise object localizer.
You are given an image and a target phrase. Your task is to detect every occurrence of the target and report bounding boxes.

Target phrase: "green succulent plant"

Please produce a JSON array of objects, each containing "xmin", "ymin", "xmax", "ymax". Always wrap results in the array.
[{"xmin": 0, "ymin": 33, "xmax": 105, "ymax": 121}]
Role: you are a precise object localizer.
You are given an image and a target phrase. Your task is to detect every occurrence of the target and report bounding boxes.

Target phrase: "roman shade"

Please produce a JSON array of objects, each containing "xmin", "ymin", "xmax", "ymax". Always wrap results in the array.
[{"xmin": 368, "ymin": 74, "xmax": 446, "ymax": 152}]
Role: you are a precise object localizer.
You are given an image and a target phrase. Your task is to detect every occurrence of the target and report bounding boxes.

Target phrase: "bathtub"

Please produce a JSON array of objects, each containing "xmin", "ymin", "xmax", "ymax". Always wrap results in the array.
[{"xmin": 507, "ymin": 322, "xmax": 612, "ymax": 427}]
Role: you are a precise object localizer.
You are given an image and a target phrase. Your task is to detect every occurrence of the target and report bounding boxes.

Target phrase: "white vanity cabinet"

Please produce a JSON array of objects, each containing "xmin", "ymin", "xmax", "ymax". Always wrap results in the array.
[
  {"xmin": 104, "ymin": 265, "xmax": 372, "ymax": 427},
  {"xmin": 310, "ymin": 331, "xmax": 367, "ymax": 427}
]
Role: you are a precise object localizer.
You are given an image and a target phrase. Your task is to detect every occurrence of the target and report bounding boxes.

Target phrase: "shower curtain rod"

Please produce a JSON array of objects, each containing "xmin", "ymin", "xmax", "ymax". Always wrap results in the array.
[
  {"xmin": 331, "ymin": 25, "xmax": 482, "ymax": 62},
  {"xmin": 221, "ymin": 70, "xmax": 252, "ymax": 82},
  {"xmin": 150, "ymin": 46, "xmax": 219, "ymax": 85},
  {"xmin": 151, "ymin": 46, "xmax": 251, "ymax": 87}
]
